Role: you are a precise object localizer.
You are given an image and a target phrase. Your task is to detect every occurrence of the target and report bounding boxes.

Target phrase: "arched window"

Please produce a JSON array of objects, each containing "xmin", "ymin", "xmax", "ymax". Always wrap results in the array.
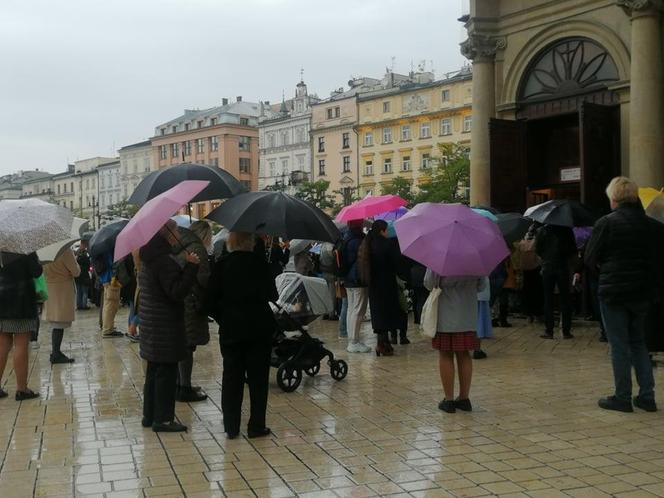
[{"xmin": 519, "ymin": 38, "xmax": 619, "ymax": 102}]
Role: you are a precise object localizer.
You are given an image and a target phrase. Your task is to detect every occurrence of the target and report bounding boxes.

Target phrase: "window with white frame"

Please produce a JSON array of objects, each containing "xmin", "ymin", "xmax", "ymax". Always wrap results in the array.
[
  {"xmin": 171, "ymin": 143, "xmax": 179, "ymax": 157},
  {"xmin": 463, "ymin": 115, "xmax": 472, "ymax": 132},
  {"xmin": 318, "ymin": 136, "xmax": 325, "ymax": 152},
  {"xmin": 297, "ymin": 155, "xmax": 304, "ymax": 169},
  {"xmin": 269, "ymin": 161, "xmax": 276, "ymax": 177},
  {"xmin": 160, "ymin": 145, "xmax": 167, "ymax": 159},
  {"xmin": 196, "ymin": 138, "xmax": 204, "ymax": 153},
  {"xmin": 441, "ymin": 118, "xmax": 452, "ymax": 135},
  {"xmin": 342, "ymin": 132, "xmax": 350, "ymax": 149},
  {"xmin": 382, "ymin": 127, "xmax": 392, "ymax": 144},
  {"xmin": 383, "ymin": 158, "xmax": 393, "ymax": 174},
  {"xmin": 268, "ymin": 133, "xmax": 275, "ymax": 148},
  {"xmin": 239, "ymin": 158, "xmax": 251, "ymax": 173},
  {"xmin": 184, "ymin": 141, "xmax": 192, "ymax": 156},
  {"xmin": 383, "ymin": 101, "xmax": 391, "ymax": 113},
  {"xmin": 401, "ymin": 125, "xmax": 411, "ymax": 141},
  {"xmin": 210, "ymin": 136, "xmax": 219, "ymax": 151},
  {"xmin": 442, "ymin": 89, "xmax": 450, "ymax": 102},
  {"xmin": 364, "ymin": 132, "xmax": 373, "ymax": 146},
  {"xmin": 343, "ymin": 156, "xmax": 351, "ymax": 173},
  {"xmin": 212, "ymin": 158, "xmax": 219, "ymax": 166},
  {"xmin": 281, "ymin": 131, "xmax": 289, "ymax": 146},
  {"xmin": 318, "ymin": 159, "xmax": 326, "ymax": 176},
  {"xmin": 239, "ymin": 136, "xmax": 250, "ymax": 151},
  {"xmin": 420, "ymin": 121, "xmax": 431, "ymax": 138},
  {"xmin": 421, "ymin": 153, "xmax": 431, "ymax": 169},
  {"xmin": 327, "ymin": 108, "xmax": 333, "ymax": 119},
  {"xmin": 281, "ymin": 159, "xmax": 289, "ymax": 175},
  {"xmin": 364, "ymin": 160, "xmax": 373, "ymax": 176},
  {"xmin": 402, "ymin": 156, "xmax": 411, "ymax": 171}
]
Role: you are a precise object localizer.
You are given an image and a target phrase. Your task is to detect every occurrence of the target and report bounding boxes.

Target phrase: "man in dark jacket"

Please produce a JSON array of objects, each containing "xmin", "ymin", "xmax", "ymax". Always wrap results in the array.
[
  {"xmin": 342, "ymin": 220, "xmax": 371, "ymax": 353},
  {"xmin": 585, "ymin": 177, "xmax": 662, "ymax": 413},
  {"xmin": 75, "ymin": 241, "xmax": 91, "ymax": 310},
  {"xmin": 139, "ymin": 220, "xmax": 199, "ymax": 432},
  {"xmin": 535, "ymin": 222, "xmax": 577, "ymax": 339}
]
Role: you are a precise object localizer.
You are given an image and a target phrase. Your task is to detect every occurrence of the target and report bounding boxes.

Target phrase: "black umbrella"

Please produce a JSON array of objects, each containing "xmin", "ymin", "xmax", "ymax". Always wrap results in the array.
[
  {"xmin": 128, "ymin": 163, "xmax": 245, "ymax": 206},
  {"xmin": 496, "ymin": 213, "xmax": 531, "ymax": 244},
  {"xmin": 206, "ymin": 191, "xmax": 341, "ymax": 243},
  {"xmin": 524, "ymin": 199, "xmax": 596, "ymax": 228},
  {"xmin": 89, "ymin": 220, "xmax": 129, "ymax": 258}
]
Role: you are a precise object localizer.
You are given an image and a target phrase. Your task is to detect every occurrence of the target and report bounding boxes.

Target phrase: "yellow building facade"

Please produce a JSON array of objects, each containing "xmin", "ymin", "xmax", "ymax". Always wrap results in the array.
[{"xmin": 356, "ymin": 71, "xmax": 473, "ymax": 196}]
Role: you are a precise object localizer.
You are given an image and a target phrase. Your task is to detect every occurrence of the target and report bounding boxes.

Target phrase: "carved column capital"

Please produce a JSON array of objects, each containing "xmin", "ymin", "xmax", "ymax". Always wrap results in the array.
[
  {"xmin": 617, "ymin": 0, "xmax": 664, "ymax": 16},
  {"xmin": 460, "ymin": 35, "xmax": 507, "ymax": 63}
]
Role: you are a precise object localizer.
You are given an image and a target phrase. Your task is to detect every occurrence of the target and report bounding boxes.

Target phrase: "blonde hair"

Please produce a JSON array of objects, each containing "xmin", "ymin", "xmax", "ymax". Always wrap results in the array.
[
  {"xmin": 226, "ymin": 231, "xmax": 255, "ymax": 252},
  {"xmin": 605, "ymin": 176, "xmax": 639, "ymax": 204}
]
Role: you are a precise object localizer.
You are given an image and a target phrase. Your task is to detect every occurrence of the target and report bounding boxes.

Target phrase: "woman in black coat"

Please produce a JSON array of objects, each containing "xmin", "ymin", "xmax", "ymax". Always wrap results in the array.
[
  {"xmin": 139, "ymin": 221, "xmax": 199, "ymax": 432},
  {"xmin": 0, "ymin": 252, "xmax": 42, "ymax": 400},
  {"xmin": 358, "ymin": 220, "xmax": 405, "ymax": 356},
  {"xmin": 208, "ymin": 231, "xmax": 278, "ymax": 439}
]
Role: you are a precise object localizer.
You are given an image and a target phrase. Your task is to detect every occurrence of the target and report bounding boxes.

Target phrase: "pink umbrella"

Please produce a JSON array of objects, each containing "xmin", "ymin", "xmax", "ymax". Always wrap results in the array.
[
  {"xmin": 395, "ymin": 203, "xmax": 509, "ymax": 277},
  {"xmin": 114, "ymin": 180, "xmax": 209, "ymax": 262},
  {"xmin": 336, "ymin": 195, "xmax": 408, "ymax": 222}
]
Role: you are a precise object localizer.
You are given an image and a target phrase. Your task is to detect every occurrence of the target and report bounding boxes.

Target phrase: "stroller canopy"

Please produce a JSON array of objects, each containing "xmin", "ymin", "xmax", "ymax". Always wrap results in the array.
[{"xmin": 275, "ymin": 273, "xmax": 332, "ymax": 317}]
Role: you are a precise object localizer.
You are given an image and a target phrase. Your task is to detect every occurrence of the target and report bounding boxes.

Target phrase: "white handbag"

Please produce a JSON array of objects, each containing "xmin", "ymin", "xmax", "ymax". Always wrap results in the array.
[{"xmin": 420, "ymin": 286, "xmax": 442, "ymax": 338}]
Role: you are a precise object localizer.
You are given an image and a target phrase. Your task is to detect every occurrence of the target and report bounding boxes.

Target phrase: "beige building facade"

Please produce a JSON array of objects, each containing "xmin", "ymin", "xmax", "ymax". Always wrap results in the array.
[
  {"xmin": 463, "ymin": 0, "xmax": 664, "ymax": 213},
  {"xmin": 356, "ymin": 71, "xmax": 473, "ymax": 197}
]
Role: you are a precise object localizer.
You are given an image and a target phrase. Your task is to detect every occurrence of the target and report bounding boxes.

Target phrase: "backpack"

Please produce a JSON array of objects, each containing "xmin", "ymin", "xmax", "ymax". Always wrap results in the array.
[
  {"xmin": 333, "ymin": 239, "xmax": 350, "ymax": 277},
  {"xmin": 92, "ymin": 255, "xmax": 109, "ymax": 276},
  {"xmin": 114, "ymin": 258, "xmax": 133, "ymax": 287},
  {"xmin": 516, "ymin": 238, "xmax": 541, "ymax": 271}
]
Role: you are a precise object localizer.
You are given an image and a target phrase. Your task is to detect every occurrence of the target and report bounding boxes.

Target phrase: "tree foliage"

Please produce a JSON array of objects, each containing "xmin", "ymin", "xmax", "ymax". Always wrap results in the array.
[
  {"xmin": 414, "ymin": 143, "xmax": 470, "ymax": 204},
  {"xmin": 104, "ymin": 199, "xmax": 139, "ymax": 220},
  {"xmin": 294, "ymin": 180, "xmax": 336, "ymax": 210},
  {"xmin": 381, "ymin": 176, "xmax": 414, "ymax": 205}
]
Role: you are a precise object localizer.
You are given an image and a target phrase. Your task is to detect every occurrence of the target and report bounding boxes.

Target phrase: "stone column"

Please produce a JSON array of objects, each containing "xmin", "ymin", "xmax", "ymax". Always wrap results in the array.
[
  {"xmin": 461, "ymin": 35, "xmax": 505, "ymax": 206},
  {"xmin": 619, "ymin": 0, "xmax": 664, "ymax": 187}
]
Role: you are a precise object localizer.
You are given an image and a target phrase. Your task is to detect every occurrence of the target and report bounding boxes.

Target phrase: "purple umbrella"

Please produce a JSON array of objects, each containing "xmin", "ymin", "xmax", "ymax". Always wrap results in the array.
[
  {"xmin": 394, "ymin": 203, "xmax": 509, "ymax": 277},
  {"xmin": 375, "ymin": 206, "xmax": 409, "ymax": 222}
]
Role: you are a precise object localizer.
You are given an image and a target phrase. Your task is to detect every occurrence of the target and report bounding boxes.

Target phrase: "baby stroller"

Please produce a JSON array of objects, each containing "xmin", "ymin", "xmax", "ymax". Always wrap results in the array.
[{"xmin": 271, "ymin": 272, "xmax": 348, "ymax": 392}]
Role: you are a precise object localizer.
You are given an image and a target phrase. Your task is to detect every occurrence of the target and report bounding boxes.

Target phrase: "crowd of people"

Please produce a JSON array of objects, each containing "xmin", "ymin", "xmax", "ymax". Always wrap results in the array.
[{"xmin": 0, "ymin": 176, "xmax": 661, "ymax": 432}]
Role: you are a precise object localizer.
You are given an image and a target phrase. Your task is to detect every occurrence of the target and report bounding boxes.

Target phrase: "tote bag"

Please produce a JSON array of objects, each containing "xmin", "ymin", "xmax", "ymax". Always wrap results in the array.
[
  {"xmin": 420, "ymin": 286, "xmax": 442, "ymax": 338},
  {"xmin": 34, "ymin": 275, "xmax": 48, "ymax": 303}
]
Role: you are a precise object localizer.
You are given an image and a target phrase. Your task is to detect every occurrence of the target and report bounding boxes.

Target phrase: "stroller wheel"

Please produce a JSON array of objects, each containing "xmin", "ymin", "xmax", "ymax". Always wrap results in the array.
[
  {"xmin": 276, "ymin": 364, "xmax": 302, "ymax": 392},
  {"xmin": 304, "ymin": 363, "xmax": 321, "ymax": 377},
  {"xmin": 330, "ymin": 360, "xmax": 348, "ymax": 381}
]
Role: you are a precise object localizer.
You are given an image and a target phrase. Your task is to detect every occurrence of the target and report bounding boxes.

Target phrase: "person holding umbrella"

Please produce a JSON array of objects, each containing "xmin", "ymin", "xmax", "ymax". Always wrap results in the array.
[
  {"xmin": 0, "ymin": 252, "xmax": 42, "ymax": 400},
  {"xmin": 113, "ymin": 180, "xmax": 209, "ymax": 432},
  {"xmin": 75, "ymin": 240, "xmax": 92, "ymax": 310},
  {"xmin": 207, "ymin": 231, "xmax": 278, "ymax": 439},
  {"xmin": 395, "ymin": 203, "xmax": 509, "ymax": 413}
]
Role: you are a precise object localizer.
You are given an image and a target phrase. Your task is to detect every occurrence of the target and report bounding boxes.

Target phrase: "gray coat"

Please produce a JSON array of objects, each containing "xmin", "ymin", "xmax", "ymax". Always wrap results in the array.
[{"xmin": 424, "ymin": 270, "xmax": 485, "ymax": 333}]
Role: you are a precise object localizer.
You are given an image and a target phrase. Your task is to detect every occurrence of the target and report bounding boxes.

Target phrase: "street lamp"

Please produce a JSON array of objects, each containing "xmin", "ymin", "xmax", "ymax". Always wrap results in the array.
[{"xmin": 88, "ymin": 195, "xmax": 100, "ymax": 230}]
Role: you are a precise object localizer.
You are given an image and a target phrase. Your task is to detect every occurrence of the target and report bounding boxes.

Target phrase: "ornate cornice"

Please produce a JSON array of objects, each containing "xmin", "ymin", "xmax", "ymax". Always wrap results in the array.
[
  {"xmin": 460, "ymin": 35, "xmax": 507, "ymax": 62},
  {"xmin": 617, "ymin": 0, "xmax": 664, "ymax": 16}
]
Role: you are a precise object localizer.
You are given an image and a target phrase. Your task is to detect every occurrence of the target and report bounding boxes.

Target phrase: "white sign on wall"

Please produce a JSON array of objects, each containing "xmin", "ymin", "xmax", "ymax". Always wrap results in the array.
[{"xmin": 560, "ymin": 167, "xmax": 581, "ymax": 182}]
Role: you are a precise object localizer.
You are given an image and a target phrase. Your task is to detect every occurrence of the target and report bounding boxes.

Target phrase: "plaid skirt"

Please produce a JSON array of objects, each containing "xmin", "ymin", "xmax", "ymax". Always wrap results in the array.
[
  {"xmin": 432, "ymin": 331, "xmax": 479, "ymax": 352},
  {"xmin": 0, "ymin": 318, "xmax": 38, "ymax": 334}
]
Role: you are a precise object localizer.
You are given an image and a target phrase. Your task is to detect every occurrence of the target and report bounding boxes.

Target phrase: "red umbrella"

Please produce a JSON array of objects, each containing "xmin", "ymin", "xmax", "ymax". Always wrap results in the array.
[{"xmin": 336, "ymin": 195, "xmax": 407, "ymax": 222}]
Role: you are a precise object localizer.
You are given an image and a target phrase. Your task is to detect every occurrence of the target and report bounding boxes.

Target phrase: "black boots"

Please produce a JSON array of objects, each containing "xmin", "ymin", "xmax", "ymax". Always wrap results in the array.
[{"xmin": 50, "ymin": 328, "xmax": 74, "ymax": 364}]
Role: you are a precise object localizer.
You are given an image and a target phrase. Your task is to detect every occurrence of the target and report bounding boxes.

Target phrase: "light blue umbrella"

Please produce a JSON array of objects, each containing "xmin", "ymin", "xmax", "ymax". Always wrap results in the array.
[{"xmin": 171, "ymin": 214, "xmax": 198, "ymax": 228}]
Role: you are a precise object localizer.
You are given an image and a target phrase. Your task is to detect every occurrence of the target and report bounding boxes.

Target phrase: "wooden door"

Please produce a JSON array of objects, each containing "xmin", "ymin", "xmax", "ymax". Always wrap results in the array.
[
  {"xmin": 489, "ymin": 118, "xmax": 528, "ymax": 213},
  {"xmin": 580, "ymin": 103, "xmax": 620, "ymax": 215}
]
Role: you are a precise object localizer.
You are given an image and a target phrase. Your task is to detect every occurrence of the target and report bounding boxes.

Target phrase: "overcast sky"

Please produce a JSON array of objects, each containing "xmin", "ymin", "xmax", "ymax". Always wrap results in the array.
[{"xmin": 0, "ymin": 0, "xmax": 469, "ymax": 176}]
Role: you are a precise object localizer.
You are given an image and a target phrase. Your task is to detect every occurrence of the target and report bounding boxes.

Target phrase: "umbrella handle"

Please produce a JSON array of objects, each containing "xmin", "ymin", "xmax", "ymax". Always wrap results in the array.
[{"xmin": 165, "ymin": 225, "xmax": 189, "ymax": 255}]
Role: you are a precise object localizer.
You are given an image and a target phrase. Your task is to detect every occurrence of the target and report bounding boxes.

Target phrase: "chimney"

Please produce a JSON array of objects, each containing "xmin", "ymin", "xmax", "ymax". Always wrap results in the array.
[
  {"xmin": 222, "ymin": 98, "xmax": 229, "ymax": 105},
  {"xmin": 236, "ymin": 96, "xmax": 242, "ymax": 102}
]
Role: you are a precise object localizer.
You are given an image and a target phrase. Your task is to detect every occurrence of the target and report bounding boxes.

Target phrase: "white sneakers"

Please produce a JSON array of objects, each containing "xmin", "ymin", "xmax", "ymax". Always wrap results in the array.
[{"xmin": 346, "ymin": 342, "xmax": 371, "ymax": 353}]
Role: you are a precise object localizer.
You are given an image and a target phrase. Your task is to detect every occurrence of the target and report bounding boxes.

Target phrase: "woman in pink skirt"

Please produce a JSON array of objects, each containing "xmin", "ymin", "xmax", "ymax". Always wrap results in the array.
[{"xmin": 424, "ymin": 270, "xmax": 486, "ymax": 413}]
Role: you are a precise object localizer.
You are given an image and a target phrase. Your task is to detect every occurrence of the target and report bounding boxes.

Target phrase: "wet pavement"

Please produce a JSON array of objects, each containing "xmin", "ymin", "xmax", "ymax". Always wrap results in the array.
[{"xmin": 0, "ymin": 306, "xmax": 663, "ymax": 497}]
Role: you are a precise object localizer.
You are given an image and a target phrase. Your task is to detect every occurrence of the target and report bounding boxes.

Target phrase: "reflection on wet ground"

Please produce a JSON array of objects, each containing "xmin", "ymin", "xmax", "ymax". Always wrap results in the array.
[{"xmin": 0, "ymin": 307, "xmax": 662, "ymax": 497}]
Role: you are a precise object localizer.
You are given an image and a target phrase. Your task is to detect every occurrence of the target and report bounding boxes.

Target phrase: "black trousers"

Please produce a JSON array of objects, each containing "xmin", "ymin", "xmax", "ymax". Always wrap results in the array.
[
  {"xmin": 143, "ymin": 361, "xmax": 178, "ymax": 424},
  {"xmin": 542, "ymin": 270, "xmax": 572, "ymax": 335},
  {"xmin": 412, "ymin": 287, "xmax": 429, "ymax": 325},
  {"xmin": 219, "ymin": 340, "xmax": 271, "ymax": 434}
]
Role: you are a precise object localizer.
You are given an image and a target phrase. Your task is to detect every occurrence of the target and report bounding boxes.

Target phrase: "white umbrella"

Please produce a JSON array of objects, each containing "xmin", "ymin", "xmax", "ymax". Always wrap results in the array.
[
  {"xmin": 37, "ymin": 217, "xmax": 89, "ymax": 263},
  {"xmin": 0, "ymin": 199, "xmax": 73, "ymax": 254}
]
